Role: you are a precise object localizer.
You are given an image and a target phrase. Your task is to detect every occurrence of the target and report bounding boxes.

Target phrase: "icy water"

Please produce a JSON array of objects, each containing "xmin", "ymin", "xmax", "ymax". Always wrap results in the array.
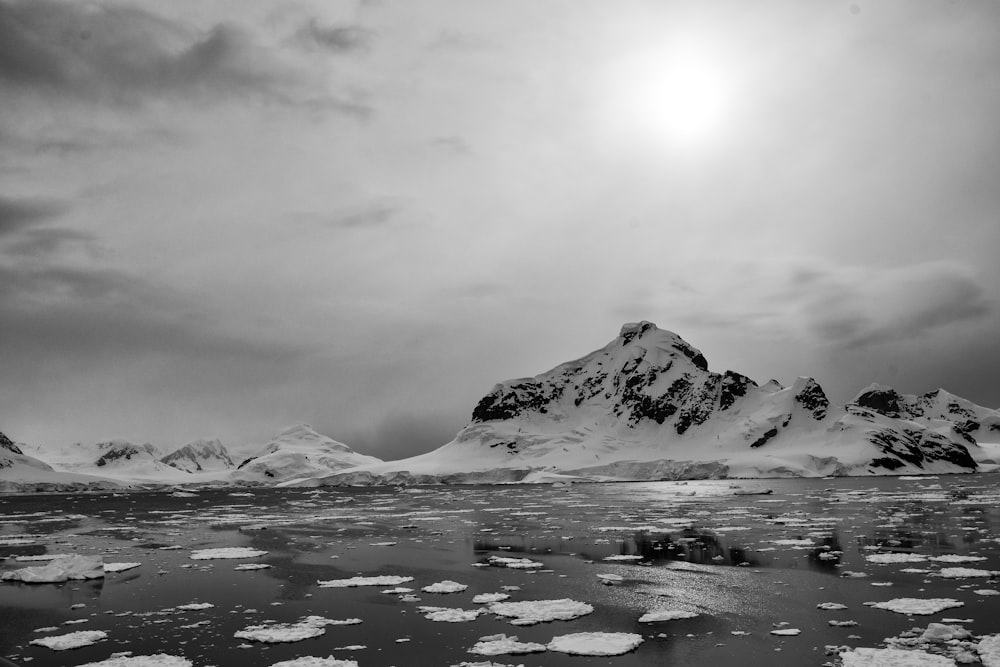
[{"xmin": 2, "ymin": 476, "xmax": 999, "ymax": 666}]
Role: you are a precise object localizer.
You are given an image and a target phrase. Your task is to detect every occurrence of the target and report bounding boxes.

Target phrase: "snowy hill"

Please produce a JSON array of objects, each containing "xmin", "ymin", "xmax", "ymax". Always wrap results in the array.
[
  {"xmin": 294, "ymin": 321, "xmax": 995, "ymax": 486},
  {"xmin": 25, "ymin": 439, "xmax": 191, "ymax": 483},
  {"xmin": 231, "ymin": 424, "xmax": 383, "ymax": 483},
  {"xmin": 0, "ymin": 431, "xmax": 126, "ymax": 492},
  {"xmin": 161, "ymin": 438, "xmax": 236, "ymax": 473}
]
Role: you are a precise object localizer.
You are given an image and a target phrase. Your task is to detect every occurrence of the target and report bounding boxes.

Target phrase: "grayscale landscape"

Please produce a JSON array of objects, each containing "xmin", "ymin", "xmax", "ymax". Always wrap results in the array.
[{"xmin": 2, "ymin": 1, "xmax": 1000, "ymax": 666}]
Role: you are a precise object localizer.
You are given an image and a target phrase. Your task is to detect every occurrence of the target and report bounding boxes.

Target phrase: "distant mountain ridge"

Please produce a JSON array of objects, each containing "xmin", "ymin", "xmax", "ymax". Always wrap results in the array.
[
  {"xmin": 3, "ymin": 322, "xmax": 999, "ymax": 490},
  {"xmin": 298, "ymin": 321, "xmax": 998, "ymax": 486}
]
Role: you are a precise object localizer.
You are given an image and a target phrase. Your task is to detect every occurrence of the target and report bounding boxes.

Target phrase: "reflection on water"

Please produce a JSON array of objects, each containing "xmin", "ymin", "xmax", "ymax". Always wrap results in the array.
[{"xmin": 1, "ymin": 475, "xmax": 999, "ymax": 666}]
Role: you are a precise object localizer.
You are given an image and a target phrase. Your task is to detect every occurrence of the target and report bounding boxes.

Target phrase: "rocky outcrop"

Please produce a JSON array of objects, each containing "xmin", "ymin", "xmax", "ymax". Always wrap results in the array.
[{"xmin": 161, "ymin": 439, "xmax": 235, "ymax": 473}]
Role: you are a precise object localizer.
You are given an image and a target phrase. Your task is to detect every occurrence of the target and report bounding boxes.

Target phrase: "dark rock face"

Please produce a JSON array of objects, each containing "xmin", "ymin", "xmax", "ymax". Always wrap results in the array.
[
  {"xmin": 95, "ymin": 445, "xmax": 142, "ymax": 467},
  {"xmin": 750, "ymin": 428, "xmax": 779, "ymax": 448},
  {"xmin": 866, "ymin": 427, "xmax": 977, "ymax": 471},
  {"xmin": 0, "ymin": 432, "xmax": 23, "ymax": 455},
  {"xmin": 471, "ymin": 380, "xmax": 565, "ymax": 423},
  {"xmin": 853, "ymin": 387, "xmax": 903, "ymax": 417},
  {"xmin": 794, "ymin": 379, "xmax": 830, "ymax": 420},
  {"xmin": 719, "ymin": 371, "xmax": 756, "ymax": 411}
]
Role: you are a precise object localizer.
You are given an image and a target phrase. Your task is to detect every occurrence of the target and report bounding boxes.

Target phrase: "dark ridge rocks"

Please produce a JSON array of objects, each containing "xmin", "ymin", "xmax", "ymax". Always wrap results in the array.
[
  {"xmin": 471, "ymin": 380, "xmax": 564, "ymax": 422},
  {"xmin": 794, "ymin": 378, "xmax": 830, "ymax": 420},
  {"xmin": 0, "ymin": 432, "xmax": 23, "ymax": 455},
  {"xmin": 719, "ymin": 371, "xmax": 755, "ymax": 411},
  {"xmin": 95, "ymin": 445, "xmax": 143, "ymax": 467},
  {"xmin": 853, "ymin": 386, "xmax": 903, "ymax": 418}
]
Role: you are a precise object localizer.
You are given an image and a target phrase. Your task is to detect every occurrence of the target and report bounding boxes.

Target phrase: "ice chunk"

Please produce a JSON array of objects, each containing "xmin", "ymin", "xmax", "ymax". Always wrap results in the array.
[
  {"xmin": 487, "ymin": 556, "xmax": 543, "ymax": 569},
  {"xmin": 601, "ymin": 555, "xmax": 644, "ymax": 561},
  {"xmin": 921, "ymin": 623, "xmax": 970, "ymax": 641},
  {"xmin": 174, "ymin": 603, "xmax": 214, "ymax": 611},
  {"xmin": 866, "ymin": 553, "xmax": 928, "ymax": 564},
  {"xmin": 979, "ymin": 635, "xmax": 1000, "ymax": 667},
  {"xmin": 29, "ymin": 630, "xmax": 108, "ymax": 650},
  {"xmin": 105, "ymin": 562, "xmax": 142, "ymax": 573},
  {"xmin": 638, "ymin": 609, "xmax": 698, "ymax": 622},
  {"xmin": 468, "ymin": 633, "xmax": 547, "ymax": 656},
  {"xmin": 268, "ymin": 659, "xmax": 359, "ymax": 667},
  {"xmin": 770, "ymin": 628, "xmax": 800, "ymax": 636},
  {"xmin": 817, "ymin": 603, "xmax": 848, "ymax": 610},
  {"xmin": 547, "ymin": 632, "xmax": 643, "ymax": 656},
  {"xmin": 929, "ymin": 554, "xmax": 987, "ymax": 563},
  {"xmin": 420, "ymin": 607, "xmax": 482, "ymax": 622},
  {"xmin": 235, "ymin": 563, "xmax": 272, "ymax": 571},
  {"xmin": 840, "ymin": 647, "xmax": 955, "ymax": 666},
  {"xmin": 317, "ymin": 575, "xmax": 414, "ymax": 588},
  {"xmin": 472, "ymin": 593, "xmax": 511, "ymax": 604},
  {"xmin": 3, "ymin": 555, "xmax": 104, "ymax": 583},
  {"xmin": 189, "ymin": 548, "xmax": 268, "ymax": 560},
  {"xmin": 77, "ymin": 656, "xmax": 193, "ymax": 667},
  {"xmin": 488, "ymin": 599, "xmax": 594, "ymax": 625},
  {"xmin": 234, "ymin": 616, "xmax": 360, "ymax": 643},
  {"xmin": 872, "ymin": 598, "xmax": 964, "ymax": 615},
  {"xmin": 422, "ymin": 580, "xmax": 468, "ymax": 594},
  {"xmin": 936, "ymin": 567, "xmax": 995, "ymax": 578}
]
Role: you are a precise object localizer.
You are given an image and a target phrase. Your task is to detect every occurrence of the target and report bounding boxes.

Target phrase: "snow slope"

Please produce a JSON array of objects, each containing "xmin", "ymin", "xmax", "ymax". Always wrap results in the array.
[
  {"xmin": 24, "ymin": 439, "xmax": 193, "ymax": 483},
  {"xmin": 0, "ymin": 431, "xmax": 126, "ymax": 492},
  {"xmin": 161, "ymin": 438, "xmax": 236, "ymax": 473},
  {"xmin": 295, "ymin": 321, "xmax": 991, "ymax": 486},
  {"xmin": 232, "ymin": 424, "xmax": 383, "ymax": 483}
]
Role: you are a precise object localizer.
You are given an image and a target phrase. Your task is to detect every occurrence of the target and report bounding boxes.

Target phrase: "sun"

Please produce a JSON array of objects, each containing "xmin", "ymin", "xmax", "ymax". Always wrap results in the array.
[{"xmin": 603, "ymin": 43, "xmax": 733, "ymax": 149}]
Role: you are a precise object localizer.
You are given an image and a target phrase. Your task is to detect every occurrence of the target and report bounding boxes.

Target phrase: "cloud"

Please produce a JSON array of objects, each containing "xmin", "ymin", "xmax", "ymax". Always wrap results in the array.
[
  {"xmin": 0, "ymin": 195, "xmax": 62, "ymax": 235},
  {"xmin": 295, "ymin": 19, "xmax": 374, "ymax": 53},
  {"xmin": 789, "ymin": 262, "xmax": 992, "ymax": 348},
  {"xmin": 0, "ymin": 0, "xmax": 302, "ymax": 105}
]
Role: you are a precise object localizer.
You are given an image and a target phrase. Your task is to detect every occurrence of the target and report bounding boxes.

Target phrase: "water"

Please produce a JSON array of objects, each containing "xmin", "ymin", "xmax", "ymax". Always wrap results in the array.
[{"xmin": 2, "ymin": 475, "xmax": 999, "ymax": 666}]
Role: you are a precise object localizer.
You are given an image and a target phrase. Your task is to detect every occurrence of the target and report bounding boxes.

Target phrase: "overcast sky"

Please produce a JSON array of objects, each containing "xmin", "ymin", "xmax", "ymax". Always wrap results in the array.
[{"xmin": 2, "ymin": 0, "xmax": 999, "ymax": 459}]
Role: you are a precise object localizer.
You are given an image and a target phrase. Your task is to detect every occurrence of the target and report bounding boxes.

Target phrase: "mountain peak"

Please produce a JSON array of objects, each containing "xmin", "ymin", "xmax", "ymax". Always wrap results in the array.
[{"xmin": 0, "ymin": 431, "xmax": 23, "ymax": 455}]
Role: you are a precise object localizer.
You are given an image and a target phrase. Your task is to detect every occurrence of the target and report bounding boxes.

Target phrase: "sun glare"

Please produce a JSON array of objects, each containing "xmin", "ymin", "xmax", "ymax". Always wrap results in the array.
[{"xmin": 604, "ymin": 44, "xmax": 732, "ymax": 149}]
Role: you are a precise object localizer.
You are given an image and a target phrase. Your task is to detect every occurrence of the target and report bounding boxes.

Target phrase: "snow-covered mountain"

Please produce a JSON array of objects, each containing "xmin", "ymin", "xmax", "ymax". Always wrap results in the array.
[
  {"xmin": 26, "ymin": 439, "xmax": 191, "ymax": 482},
  {"xmin": 294, "ymin": 321, "xmax": 998, "ymax": 486},
  {"xmin": 1, "ymin": 431, "xmax": 125, "ymax": 492},
  {"xmin": 231, "ymin": 424, "xmax": 383, "ymax": 483},
  {"xmin": 161, "ymin": 438, "xmax": 236, "ymax": 473}
]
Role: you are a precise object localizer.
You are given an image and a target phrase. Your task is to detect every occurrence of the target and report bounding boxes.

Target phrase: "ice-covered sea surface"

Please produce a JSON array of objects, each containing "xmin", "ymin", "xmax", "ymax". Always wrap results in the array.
[{"xmin": 2, "ymin": 476, "xmax": 1000, "ymax": 666}]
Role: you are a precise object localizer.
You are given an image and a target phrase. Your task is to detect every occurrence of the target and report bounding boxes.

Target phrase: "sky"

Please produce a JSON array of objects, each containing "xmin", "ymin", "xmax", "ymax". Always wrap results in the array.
[{"xmin": 2, "ymin": 0, "xmax": 999, "ymax": 460}]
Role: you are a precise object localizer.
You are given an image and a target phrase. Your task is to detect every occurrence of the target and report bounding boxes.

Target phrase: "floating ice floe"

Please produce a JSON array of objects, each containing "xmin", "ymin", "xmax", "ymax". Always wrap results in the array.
[
  {"xmin": 929, "ymin": 554, "xmax": 987, "ymax": 563},
  {"xmin": 979, "ymin": 635, "xmax": 1000, "ymax": 667},
  {"xmin": 487, "ymin": 556, "xmax": 543, "ymax": 569},
  {"xmin": 872, "ymin": 598, "xmax": 964, "ymax": 615},
  {"xmin": 30, "ymin": 630, "xmax": 108, "ymax": 650},
  {"xmin": 488, "ymin": 599, "xmax": 594, "ymax": 626},
  {"xmin": 105, "ymin": 562, "xmax": 142, "ymax": 573},
  {"xmin": 422, "ymin": 580, "xmax": 468, "ymax": 594},
  {"xmin": 817, "ymin": 602, "xmax": 848, "ymax": 610},
  {"xmin": 189, "ymin": 547, "xmax": 268, "ymax": 560},
  {"xmin": 2, "ymin": 555, "xmax": 104, "ymax": 583},
  {"xmin": 638, "ymin": 609, "xmax": 698, "ymax": 623},
  {"xmin": 13, "ymin": 554, "xmax": 72, "ymax": 562},
  {"xmin": 234, "ymin": 616, "xmax": 360, "ymax": 643},
  {"xmin": 318, "ymin": 575, "xmax": 414, "ymax": 588},
  {"xmin": 547, "ymin": 632, "xmax": 644, "ymax": 656},
  {"xmin": 829, "ymin": 620, "xmax": 858, "ymax": 627},
  {"xmin": 472, "ymin": 593, "xmax": 511, "ymax": 604},
  {"xmin": 419, "ymin": 607, "xmax": 482, "ymax": 622},
  {"xmin": 174, "ymin": 603, "xmax": 213, "ymax": 611},
  {"xmin": 975, "ymin": 589, "xmax": 1000, "ymax": 596},
  {"xmin": 468, "ymin": 633, "xmax": 547, "ymax": 656},
  {"xmin": 77, "ymin": 655, "xmax": 193, "ymax": 667},
  {"xmin": 234, "ymin": 563, "xmax": 271, "ymax": 571},
  {"xmin": 596, "ymin": 573, "xmax": 624, "ymax": 584},
  {"xmin": 935, "ymin": 567, "xmax": 996, "ymax": 579},
  {"xmin": 601, "ymin": 555, "xmax": 644, "ymax": 562},
  {"xmin": 770, "ymin": 628, "xmax": 800, "ymax": 636},
  {"xmin": 267, "ymin": 658, "xmax": 359, "ymax": 667},
  {"xmin": 840, "ymin": 647, "xmax": 955, "ymax": 666},
  {"xmin": 866, "ymin": 553, "xmax": 929, "ymax": 564}
]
